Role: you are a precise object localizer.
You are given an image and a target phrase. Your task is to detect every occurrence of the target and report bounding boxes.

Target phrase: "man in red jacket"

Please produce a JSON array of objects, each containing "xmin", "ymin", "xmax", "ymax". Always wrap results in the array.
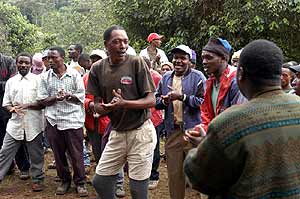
[
  {"xmin": 186, "ymin": 38, "xmax": 245, "ymax": 139},
  {"xmin": 82, "ymin": 52, "xmax": 110, "ymax": 163}
]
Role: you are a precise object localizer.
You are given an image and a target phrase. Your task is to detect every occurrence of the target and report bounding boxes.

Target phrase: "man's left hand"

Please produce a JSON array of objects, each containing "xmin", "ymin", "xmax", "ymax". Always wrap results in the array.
[{"xmin": 102, "ymin": 89, "xmax": 125, "ymax": 110}]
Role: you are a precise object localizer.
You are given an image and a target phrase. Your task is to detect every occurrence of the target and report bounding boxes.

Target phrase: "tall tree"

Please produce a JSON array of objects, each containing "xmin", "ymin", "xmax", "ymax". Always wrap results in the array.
[
  {"xmin": 0, "ymin": 2, "xmax": 45, "ymax": 56},
  {"xmin": 109, "ymin": 0, "xmax": 300, "ymax": 60}
]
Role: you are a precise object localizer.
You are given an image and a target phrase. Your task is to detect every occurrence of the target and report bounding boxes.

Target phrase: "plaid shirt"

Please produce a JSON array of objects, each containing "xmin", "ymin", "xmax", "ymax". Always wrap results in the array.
[{"xmin": 37, "ymin": 67, "xmax": 85, "ymax": 130}]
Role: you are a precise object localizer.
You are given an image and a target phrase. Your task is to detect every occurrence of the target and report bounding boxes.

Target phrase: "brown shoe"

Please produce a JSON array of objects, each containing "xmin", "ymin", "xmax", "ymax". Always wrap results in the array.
[
  {"xmin": 56, "ymin": 181, "xmax": 71, "ymax": 195},
  {"xmin": 76, "ymin": 184, "xmax": 88, "ymax": 197},
  {"xmin": 32, "ymin": 181, "xmax": 44, "ymax": 192}
]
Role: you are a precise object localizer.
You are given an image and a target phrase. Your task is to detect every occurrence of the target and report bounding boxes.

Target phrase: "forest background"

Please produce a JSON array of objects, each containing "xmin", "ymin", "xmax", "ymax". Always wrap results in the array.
[{"xmin": 1, "ymin": 0, "xmax": 300, "ymax": 65}]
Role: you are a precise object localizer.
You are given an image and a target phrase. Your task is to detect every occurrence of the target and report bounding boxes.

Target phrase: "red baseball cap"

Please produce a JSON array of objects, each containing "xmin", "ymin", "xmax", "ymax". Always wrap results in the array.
[{"xmin": 147, "ymin": 33, "xmax": 164, "ymax": 43}]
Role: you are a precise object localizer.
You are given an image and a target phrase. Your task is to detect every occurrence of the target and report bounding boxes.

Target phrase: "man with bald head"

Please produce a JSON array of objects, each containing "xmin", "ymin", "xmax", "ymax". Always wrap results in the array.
[{"xmin": 184, "ymin": 40, "xmax": 300, "ymax": 198}]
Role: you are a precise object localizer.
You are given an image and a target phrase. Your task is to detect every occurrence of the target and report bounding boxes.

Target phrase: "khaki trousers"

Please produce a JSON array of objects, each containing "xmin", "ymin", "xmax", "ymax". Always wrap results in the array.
[{"xmin": 166, "ymin": 129, "xmax": 193, "ymax": 199}]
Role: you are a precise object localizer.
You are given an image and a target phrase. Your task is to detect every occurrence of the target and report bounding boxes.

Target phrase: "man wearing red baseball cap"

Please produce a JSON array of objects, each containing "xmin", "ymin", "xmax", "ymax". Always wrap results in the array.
[{"xmin": 139, "ymin": 33, "xmax": 169, "ymax": 71}]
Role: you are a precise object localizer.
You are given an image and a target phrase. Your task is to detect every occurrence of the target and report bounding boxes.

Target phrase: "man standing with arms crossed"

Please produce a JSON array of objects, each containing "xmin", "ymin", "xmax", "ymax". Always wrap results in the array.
[{"xmin": 88, "ymin": 25, "xmax": 157, "ymax": 199}]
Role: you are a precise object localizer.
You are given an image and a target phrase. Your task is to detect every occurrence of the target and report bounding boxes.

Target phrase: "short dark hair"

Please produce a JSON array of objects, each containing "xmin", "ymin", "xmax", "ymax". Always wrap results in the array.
[
  {"xmin": 49, "ymin": 46, "xmax": 65, "ymax": 58},
  {"xmin": 78, "ymin": 53, "xmax": 91, "ymax": 62},
  {"xmin": 103, "ymin": 25, "xmax": 125, "ymax": 42},
  {"xmin": 239, "ymin": 39, "xmax": 283, "ymax": 86},
  {"xmin": 16, "ymin": 52, "xmax": 32, "ymax": 63},
  {"xmin": 74, "ymin": 44, "xmax": 83, "ymax": 54}
]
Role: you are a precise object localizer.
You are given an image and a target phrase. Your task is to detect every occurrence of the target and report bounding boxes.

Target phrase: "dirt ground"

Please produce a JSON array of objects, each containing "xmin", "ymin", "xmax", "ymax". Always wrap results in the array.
[{"xmin": 0, "ymin": 144, "xmax": 203, "ymax": 199}]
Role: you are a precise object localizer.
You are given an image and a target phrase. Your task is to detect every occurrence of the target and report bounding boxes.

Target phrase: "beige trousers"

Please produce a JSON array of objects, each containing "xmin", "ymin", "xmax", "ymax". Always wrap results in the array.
[{"xmin": 166, "ymin": 129, "xmax": 193, "ymax": 199}]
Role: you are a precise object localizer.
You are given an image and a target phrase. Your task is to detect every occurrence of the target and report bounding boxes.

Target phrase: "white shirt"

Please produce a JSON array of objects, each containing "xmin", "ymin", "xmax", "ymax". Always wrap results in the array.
[
  {"xmin": 68, "ymin": 60, "xmax": 85, "ymax": 76},
  {"xmin": 139, "ymin": 47, "xmax": 169, "ymax": 68},
  {"xmin": 2, "ymin": 73, "xmax": 43, "ymax": 141}
]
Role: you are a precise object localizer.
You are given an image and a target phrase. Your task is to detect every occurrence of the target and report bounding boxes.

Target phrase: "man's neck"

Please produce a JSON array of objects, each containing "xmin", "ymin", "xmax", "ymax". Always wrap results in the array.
[
  {"xmin": 148, "ymin": 45, "xmax": 157, "ymax": 52},
  {"xmin": 109, "ymin": 55, "xmax": 127, "ymax": 65},
  {"xmin": 250, "ymin": 86, "xmax": 282, "ymax": 100},
  {"xmin": 71, "ymin": 57, "xmax": 78, "ymax": 63},
  {"xmin": 53, "ymin": 65, "xmax": 66, "ymax": 76},
  {"xmin": 282, "ymin": 84, "xmax": 292, "ymax": 91},
  {"xmin": 214, "ymin": 64, "xmax": 227, "ymax": 80}
]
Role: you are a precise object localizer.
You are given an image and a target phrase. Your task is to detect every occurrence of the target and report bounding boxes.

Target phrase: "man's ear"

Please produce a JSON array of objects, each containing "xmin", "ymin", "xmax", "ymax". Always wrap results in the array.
[{"xmin": 237, "ymin": 66, "xmax": 244, "ymax": 81}]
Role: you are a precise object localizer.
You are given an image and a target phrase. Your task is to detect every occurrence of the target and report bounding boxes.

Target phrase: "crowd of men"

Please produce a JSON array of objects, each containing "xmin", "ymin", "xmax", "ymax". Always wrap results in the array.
[{"xmin": 1, "ymin": 24, "xmax": 300, "ymax": 199}]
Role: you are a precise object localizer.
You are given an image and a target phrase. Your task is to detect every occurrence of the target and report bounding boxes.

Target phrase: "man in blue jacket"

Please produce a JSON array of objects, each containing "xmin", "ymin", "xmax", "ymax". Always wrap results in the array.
[{"xmin": 155, "ymin": 45, "xmax": 206, "ymax": 199}]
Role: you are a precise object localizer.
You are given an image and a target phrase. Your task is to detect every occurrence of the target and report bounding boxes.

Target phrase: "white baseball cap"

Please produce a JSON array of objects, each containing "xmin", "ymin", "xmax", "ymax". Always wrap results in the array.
[
  {"xmin": 90, "ymin": 49, "xmax": 107, "ymax": 59},
  {"xmin": 171, "ymin": 45, "xmax": 192, "ymax": 58}
]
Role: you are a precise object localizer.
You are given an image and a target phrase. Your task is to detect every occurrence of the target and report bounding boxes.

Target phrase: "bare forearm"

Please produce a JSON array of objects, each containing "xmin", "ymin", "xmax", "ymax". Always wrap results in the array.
[
  {"xmin": 27, "ymin": 102, "xmax": 45, "ymax": 110},
  {"xmin": 39, "ymin": 96, "xmax": 57, "ymax": 106},
  {"xmin": 122, "ymin": 97, "xmax": 155, "ymax": 109}
]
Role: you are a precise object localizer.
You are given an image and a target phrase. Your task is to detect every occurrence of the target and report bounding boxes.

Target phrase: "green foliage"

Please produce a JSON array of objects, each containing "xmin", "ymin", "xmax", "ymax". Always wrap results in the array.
[
  {"xmin": 3, "ymin": 0, "xmax": 300, "ymax": 62},
  {"xmin": 0, "ymin": 2, "xmax": 44, "ymax": 56},
  {"xmin": 108, "ymin": 0, "xmax": 300, "ymax": 61},
  {"xmin": 6, "ymin": 0, "xmax": 115, "ymax": 55},
  {"xmin": 39, "ymin": 0, "xmax": 115, "ymax": 53}
]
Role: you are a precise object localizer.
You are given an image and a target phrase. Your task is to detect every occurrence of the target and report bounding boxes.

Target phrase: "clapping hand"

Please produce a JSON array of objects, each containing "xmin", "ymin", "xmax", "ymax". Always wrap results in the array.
[
  {"xmin": 183, "ymin": 125, "xmax": 206, "ymax": 147},
  {"xmin": 56, "ymin": 89, "xmax": 66, "ymax": 101},
  {"xmin": 102, "ymin": 89, "xmax": 124, "ymax": 110}
]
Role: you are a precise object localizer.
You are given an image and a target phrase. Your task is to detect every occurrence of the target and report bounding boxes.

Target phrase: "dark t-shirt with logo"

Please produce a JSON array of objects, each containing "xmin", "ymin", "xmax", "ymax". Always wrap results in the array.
[{"xmin": 87, "ymin": 55, "xmax": 155, "ymax": 131}]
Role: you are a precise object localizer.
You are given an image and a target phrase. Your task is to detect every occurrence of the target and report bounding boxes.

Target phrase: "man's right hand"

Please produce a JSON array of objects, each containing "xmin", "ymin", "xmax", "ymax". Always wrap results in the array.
[
  {"xmin": 56, "ymin": 89, "xmax": 66, "ymax": 101},
  {"xmin": 183, "ymin": 124, "xmax": 206, "ymax": 147},
  {"xmin": 94, "ymin": 102, "xmax": 111, "ymax": 116}
]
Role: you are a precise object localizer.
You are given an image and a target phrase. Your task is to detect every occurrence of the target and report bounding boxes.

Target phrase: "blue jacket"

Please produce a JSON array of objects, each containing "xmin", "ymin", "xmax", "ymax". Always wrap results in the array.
[{"xmin": 155, "ymin": 68, "xmax": 206, "ymax": 133}]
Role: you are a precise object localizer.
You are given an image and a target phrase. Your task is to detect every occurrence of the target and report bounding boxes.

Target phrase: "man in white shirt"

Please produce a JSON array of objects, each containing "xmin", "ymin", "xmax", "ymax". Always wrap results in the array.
[
  {"xmin": 0, "ymin": 52, "xmax": 44, "ymax": 192},
  {"xmin": 139, "ymin": 33, "xmax": 169, "ymax": 71},
  {"xmin": 68, "ymin": 44, "xmax": 85, "ymax": 76}
]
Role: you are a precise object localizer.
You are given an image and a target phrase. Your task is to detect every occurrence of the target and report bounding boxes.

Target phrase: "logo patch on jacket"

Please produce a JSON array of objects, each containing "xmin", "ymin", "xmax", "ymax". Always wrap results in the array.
[{"xmin": 120, "ymin": 76, "xmax": 133, "ymax": 85}]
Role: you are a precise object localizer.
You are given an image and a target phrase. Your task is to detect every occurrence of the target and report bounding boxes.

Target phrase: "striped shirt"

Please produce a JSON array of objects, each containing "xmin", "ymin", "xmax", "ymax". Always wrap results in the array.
[
  {"xmin": 37, "ymin": 67, "xmax": 85, "ymax": 130},
  {"xmin": 2, "ymin": 73, "xmax": 42, "ymax": 141}
]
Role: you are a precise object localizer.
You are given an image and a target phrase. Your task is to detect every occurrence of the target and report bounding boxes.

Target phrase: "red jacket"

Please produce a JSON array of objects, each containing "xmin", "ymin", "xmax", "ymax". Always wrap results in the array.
[
  {"xmin": 201, "ymin": 66, "xmax": 244, "ymax": 132},
  {"xmin": 150, "ymin": 69, "xmax": 163, "ymax": 127},
  {"xmin": 83, "ymin": 73, "xmax": 110, "ymax": 134}
]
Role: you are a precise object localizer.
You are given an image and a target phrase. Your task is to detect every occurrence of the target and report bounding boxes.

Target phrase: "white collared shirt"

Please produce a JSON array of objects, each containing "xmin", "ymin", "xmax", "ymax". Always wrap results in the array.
[{"xmin": 2, "ymin": 72, "xmax": 43, "ymax": 141}]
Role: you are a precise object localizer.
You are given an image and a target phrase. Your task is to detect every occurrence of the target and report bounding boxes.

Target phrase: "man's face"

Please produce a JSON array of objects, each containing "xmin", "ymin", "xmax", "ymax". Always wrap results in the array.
[
  {"xmin": 42, "ymin": 57, "xmax": 50, "ymax": 70},
  {"xmin": 105, "ymin": 30, "xmax": 128, "ymax": 60},
  {"xmin": 232, "ymin": 58, "xmax": 239, "ymax": 67},
  {"xmin": 281, "ymin": 68, "xmax": 292, "ymax": 88},
  {"xmin": 201, "ymin": 50, "xmax": 223, "ymax": 76},
  {"xmin": 294, "ymin": 78, "xmax": 300, "ymax": 95},
  {"xmin": 151, "ymin": 39, "xmax": 162, "ymax": 47},
  {"xmin": 68, "ymin": 45, "xmax": 78, "ymax": 59},
  {"xmin": 160, "ymin": 64, "xmax": 172, "ymax": 76},
  {"xmin": 90, "ymin": 55, "xmax": 102, "ymax": 64},
  {"xmin": 47, "ymin": 50, "xmax": 64, "ymax": 69},
  {"xmin": 17, "ymin": 56, "xmax": 31, "ymax": 77},
  {"xmin": 79, "ymin": 59, "xmax": 92, "ymax": 70},
  {"xmin": 172, "ymin": 51, "xmax": 190, "ymax": 76}
]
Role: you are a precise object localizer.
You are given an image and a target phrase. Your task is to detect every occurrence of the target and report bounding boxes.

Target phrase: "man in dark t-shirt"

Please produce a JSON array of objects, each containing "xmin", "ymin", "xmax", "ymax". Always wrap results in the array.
[{"xmin": 88, "ymin": 25, "xmax": 156, "ymax": 199}]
